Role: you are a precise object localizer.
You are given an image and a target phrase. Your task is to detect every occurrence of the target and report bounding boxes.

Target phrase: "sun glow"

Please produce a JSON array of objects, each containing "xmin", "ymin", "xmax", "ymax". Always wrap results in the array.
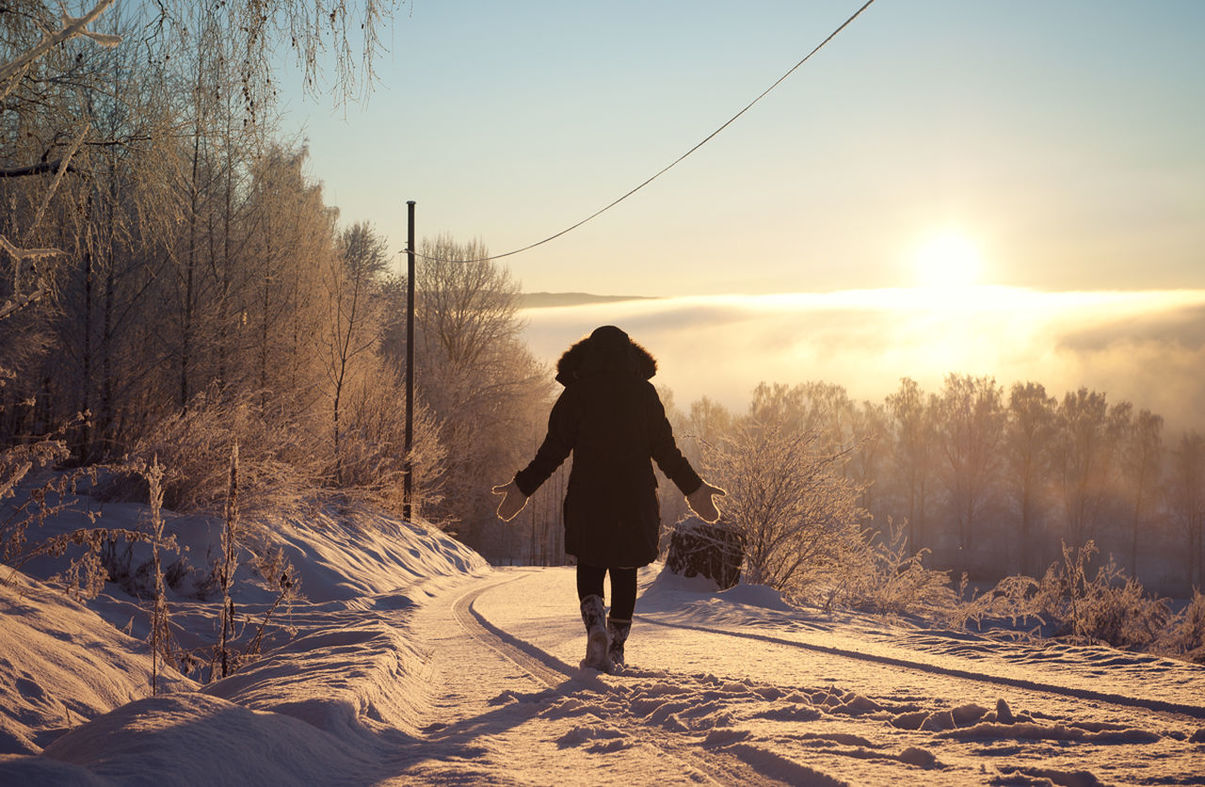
[{"xmin": 913, "ymin": 231, "xmax": 984, "ymax": 291}]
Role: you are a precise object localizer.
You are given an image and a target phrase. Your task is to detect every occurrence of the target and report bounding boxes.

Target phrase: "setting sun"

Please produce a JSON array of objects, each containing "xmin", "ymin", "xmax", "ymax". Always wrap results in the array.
[{"xmin": 913, "ymin": 231, "xmax": 984, "ymax": 290}]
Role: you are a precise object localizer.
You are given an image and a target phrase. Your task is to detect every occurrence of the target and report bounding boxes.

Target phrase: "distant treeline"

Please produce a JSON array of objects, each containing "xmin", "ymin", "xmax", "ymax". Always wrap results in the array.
[{"xmin": 651, "ymin": 378, "xmax": 1202, "ymax": 597}]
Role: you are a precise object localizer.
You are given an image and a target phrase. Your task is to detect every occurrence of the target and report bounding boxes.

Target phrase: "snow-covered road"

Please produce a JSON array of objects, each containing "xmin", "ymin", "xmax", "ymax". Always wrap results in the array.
[
  {"xmin": 395, "ymin": 567, "xmax": 1205, "ymax": 785},
  {"xmin": 394, "ymin": 572, "xmax": 785, "ymax": 785}
]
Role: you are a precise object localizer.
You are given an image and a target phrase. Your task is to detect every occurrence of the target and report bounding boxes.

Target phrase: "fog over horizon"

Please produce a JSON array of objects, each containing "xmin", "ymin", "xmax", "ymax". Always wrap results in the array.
[{"xmin": 520, "ymin": 287, "xmax": 1205, "ymax": 431}]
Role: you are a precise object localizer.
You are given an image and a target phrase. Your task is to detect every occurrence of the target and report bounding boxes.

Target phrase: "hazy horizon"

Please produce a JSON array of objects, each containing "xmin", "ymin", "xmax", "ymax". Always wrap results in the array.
[{"xmin": 520, "ymin": 285, "xmax": 1205, "ymax": 431}]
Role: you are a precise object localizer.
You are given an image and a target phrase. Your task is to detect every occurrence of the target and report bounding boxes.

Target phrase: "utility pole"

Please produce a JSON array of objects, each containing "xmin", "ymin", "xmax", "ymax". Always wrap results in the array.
[{"xmin": 403, "ymin": 200, "xmax": 416, "ymax": 521}]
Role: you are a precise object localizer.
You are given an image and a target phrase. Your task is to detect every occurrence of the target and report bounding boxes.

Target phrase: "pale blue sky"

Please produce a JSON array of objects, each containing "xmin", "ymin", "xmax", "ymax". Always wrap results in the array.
[{"xmin": 278, "ymin": 1, "xmax": 1205, "ymax": 295}]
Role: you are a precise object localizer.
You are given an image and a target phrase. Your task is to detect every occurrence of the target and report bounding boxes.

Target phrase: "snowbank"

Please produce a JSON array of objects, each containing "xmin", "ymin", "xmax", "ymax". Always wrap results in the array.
[
  {"xmin": 0, "ymin": 489, "xmax": 487, "ymax": 783},
  {"xmin": 42, "ymin": 693, "xmax": 380, "ymax": 785},
  {"xmin": 0, "ymin": 570, "xmax": 195, "ymax": 756},
  {"xmin": 267, "ymin": 505, "xmax": 485, "ymax": 603},
  {"xmin": 10, "ymin": 493, "xmax": 487, "ymax": 608},
  {"xmin": 202, "ymin": 619, "xmax": 433, "ymax": 741}
]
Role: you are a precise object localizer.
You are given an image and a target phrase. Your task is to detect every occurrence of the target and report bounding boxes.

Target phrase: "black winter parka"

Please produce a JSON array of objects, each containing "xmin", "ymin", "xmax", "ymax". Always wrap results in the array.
[{"xmin": 514, "ymin": 326, "xmax": 702, "ymax": 568}]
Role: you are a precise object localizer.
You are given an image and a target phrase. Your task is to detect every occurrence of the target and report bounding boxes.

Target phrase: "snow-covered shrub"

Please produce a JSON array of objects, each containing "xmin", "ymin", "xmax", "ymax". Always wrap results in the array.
[
  {"xmin": 1032, "ymin": 541, "xmax": 1172, "ymax": 650},
  {"xmin": 1155, "ymin": 591, "xmax": 1205, "ymax": 663},
  {"xmin": 0, "ymin": 421, "xmax": 159, "ymax": 600},
  {"xmin": 329, "ymin": 375, "xmax": 447, "ymax": 521},
  {"xmin": 144, "ymin": 458, "xmax": 175, "ymax": 694},
  {"xmin": 946, "ymin": 574, "xmax": 1046, "ymax": 632},
  {"xmin": 1, "ymin": 439, "xmax": 73, "ymax": 556},
  {"xmin": 103, "ymin": 388, "xmax": 317, "ymax": 520},
  {"xmin": 837, "ymin": 519, "xmax": 958, "ymax": 617},
  {"xmin": 704, "ymin": 412, "xmax": 868, "ymax": 600}
]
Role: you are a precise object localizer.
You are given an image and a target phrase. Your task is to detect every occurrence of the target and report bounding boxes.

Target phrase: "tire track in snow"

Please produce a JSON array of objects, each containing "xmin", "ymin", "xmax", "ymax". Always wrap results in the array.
[
  {"xmin": 450, "ymin": 575, "xmax": 585, "ymax": 690},
  {"xmin": 452, "ymin": 577, "xmax": 838, "ymax": 786},
  {"xmin": 632, "ymin": 614, "xmax": 1205, "ymax": 721}
]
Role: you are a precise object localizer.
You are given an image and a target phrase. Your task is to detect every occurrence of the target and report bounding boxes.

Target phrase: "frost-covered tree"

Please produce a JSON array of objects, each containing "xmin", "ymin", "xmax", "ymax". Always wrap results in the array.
[
  {"xmin": 1004, "ymin": 382, "xmax": 1058, "ymax": 576},
  {"xmin": 885, "ymin": 378, "xmax": 936, "ymax": 552},
  {"xmin": 3, "ymin": 0, "xmax": 398, "ymax": 453},
  {"xmin": 1170, "ymin": 432, "xmax": 1205, "ymax": 590},
  {"xmin": 1052, "ymin": 388, "xmax": 1128, "ymax": 549},
  {"xmin": 935, "ymin": 374, "xmax": 1005, "ymax": 570},
  {"xmin": 1, "ymin": 1, "xmax": 129, "ymax": 467},
  {"xmin": 706, "ymin": 407, "xmax": 867, "ymax": 597},
  {"xmin": 390, "ymin": 237, "xmax": 550, "ymax": 548}
]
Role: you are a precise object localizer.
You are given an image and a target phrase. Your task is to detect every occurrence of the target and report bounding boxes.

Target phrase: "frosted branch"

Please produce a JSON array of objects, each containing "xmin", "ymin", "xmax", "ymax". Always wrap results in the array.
[
  {"xmin": 0, "ymin": 235, "xmax": 64, "ymax": 262},
  {"xmin": 0, "ymin": 0, "xmax": 120, "ymax": 98}
]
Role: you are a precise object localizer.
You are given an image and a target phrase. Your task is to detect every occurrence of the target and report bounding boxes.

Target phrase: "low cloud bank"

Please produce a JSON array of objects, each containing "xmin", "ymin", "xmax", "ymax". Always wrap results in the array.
[{"xmin": 520, "ymin": 288, "xmax": 1205, "ymax": 429}]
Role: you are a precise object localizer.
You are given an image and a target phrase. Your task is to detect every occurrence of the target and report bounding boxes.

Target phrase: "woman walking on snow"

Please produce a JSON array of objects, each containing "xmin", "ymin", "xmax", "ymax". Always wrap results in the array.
[{"xmin": 492, "ymin": 325, "xmax": 725, "ymax": 672}]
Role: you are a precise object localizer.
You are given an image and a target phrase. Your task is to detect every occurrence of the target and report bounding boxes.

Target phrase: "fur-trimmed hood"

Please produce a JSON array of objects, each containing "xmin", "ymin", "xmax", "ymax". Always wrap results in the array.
[{"xmin": 555, "ymin": 325, "xmax": 657, "ymax": 386}]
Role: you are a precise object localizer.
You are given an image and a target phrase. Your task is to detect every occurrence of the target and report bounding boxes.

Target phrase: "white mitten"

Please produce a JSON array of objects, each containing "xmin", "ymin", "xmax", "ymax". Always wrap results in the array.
[
  {"xmin": 491, "ymin": 480, "xmax": 528, "ymax": 522},
  {"xmin": 686, "ymin": 482, "xmax": 726, "ymax": 523}
]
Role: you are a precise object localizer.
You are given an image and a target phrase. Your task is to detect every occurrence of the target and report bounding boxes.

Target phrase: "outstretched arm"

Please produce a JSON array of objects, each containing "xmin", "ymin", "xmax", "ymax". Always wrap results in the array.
[
  {"xmin": 645, "ymin": 384, "xmax": 724, "ymax": 523},
  {"xmin": 645, "ymin": 384, "xmax": 703, "ymax": 494},
  {"xmin": 513, "ymin": 391, "xmax": 576, "ymax": 496},
  {"xmin": 492, "ymin": 391, "xmax": 576, "ymax": 522}
]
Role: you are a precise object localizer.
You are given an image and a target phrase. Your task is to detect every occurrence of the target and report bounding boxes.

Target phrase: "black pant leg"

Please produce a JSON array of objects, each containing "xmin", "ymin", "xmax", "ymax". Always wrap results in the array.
[
  {"xmin": 576, "ymin": 563, "xmax": 606, "ymax": 601},
  {"xmin": 608, "ymin": 567, "xmax": 637, "ymax": 620}
]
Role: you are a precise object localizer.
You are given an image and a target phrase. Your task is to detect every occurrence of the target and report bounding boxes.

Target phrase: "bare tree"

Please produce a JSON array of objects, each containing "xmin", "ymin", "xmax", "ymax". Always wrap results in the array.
[
  {"xmin": 797, "ymin": 381, "xmax": 858, "ymax": 456},
  {"xmin": 1170, "ymin": 432, "xmax": 1205, "ymax": 591},
  {"xmin": 936, "ymin": 374, "xmax": 1005, "ymax": 571},
  {"xmin": 1052, "ymin": 388, "xmax": 1127, "ymax": 549},
  {"xmin": 325, "ymin": 222, "xmax": 387, "ymax": 483},
  {"xmin": 1122, "ymin": 409, "xmax": 1163, "ymax": 578},
  {"xmin": 848, "ymin": 400, "xmax": 889, "ymax": 520},
  {"xmin": 1005, "ymin": 382, "xmax": 1058, "ymax": 576},
  {"xmin": 688, "ymin": 396, "xmax": 734, "ymax": 449},
  {"xmin": 393, "ymin": 236, "xmax": 550, "ymax": 547},
  {"xmin": 886, "ymin": 377, "xmax": 936, "ymax": 552}
]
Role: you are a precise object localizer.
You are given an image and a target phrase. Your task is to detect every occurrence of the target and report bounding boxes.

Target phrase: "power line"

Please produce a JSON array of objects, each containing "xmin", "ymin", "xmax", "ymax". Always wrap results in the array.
[{"xmin": 412, "ymin": 0, "xmax": 878, "ymax": 265}]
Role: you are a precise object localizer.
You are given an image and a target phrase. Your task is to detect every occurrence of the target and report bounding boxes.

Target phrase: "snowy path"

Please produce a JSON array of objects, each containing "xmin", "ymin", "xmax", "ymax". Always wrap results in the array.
[
  {"xmin": 392, "ymin": 572, "xmax": 797, "ymax": 785},
  {"xmin": 403, "ymin": 567, "xmax": 1205, "ymax": 786}
]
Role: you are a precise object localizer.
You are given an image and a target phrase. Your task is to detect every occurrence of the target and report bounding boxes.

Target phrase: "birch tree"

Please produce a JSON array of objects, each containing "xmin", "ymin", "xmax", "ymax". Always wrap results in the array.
[{"xmin": 325, "ymin": 222, "xmax": 387, "ymax": 483}]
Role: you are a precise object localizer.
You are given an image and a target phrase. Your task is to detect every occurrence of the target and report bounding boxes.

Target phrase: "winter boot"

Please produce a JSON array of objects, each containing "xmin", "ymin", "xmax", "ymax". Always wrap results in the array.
[
  {"xmin": 606, "ymin": 617, "xmax": 631, "ymax": 671},
  {"xmin": 579, "ymin": 594, "xmax": 610, "ymax": 671}
]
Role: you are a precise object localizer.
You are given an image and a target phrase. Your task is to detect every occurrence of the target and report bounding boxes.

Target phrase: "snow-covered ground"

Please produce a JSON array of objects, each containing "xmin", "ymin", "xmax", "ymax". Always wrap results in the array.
[{"xmin": 3, "ymin": 494, "xmax": 1204, "ymax": 786}]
